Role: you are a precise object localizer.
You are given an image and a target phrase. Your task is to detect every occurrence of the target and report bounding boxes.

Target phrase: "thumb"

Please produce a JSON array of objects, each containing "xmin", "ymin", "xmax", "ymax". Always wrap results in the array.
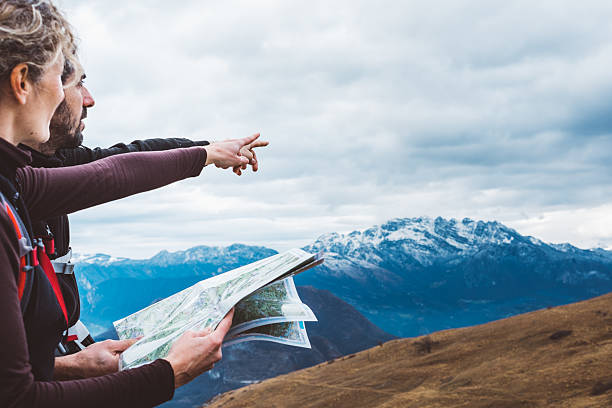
[
  {"xmin": 113, "ymin": 338, "xmax": 138, "ymax": 352},
  {"xmin": 211, "ymin": 308, "xmax": 235, "ymax": 341},
  {"xmin": 194, "ymin": 327, "xmax": 214, "ymax": 338}
]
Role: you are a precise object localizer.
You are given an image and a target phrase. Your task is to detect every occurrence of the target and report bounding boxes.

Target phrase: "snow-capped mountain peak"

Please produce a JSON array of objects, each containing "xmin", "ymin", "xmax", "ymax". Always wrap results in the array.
[{"xmin": 306, "ymin": 217, "xmax": 521, "ymax": 267}]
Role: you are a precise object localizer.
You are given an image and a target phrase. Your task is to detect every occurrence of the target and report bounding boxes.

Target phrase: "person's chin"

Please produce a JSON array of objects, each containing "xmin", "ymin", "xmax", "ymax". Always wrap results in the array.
[
  {"xmin": 38, "ymin": 123, "xmax": 52, "ymax": 143},
  {"xmin": 35, "ymin": 130, "xmax": 51, "ymax": 145}
]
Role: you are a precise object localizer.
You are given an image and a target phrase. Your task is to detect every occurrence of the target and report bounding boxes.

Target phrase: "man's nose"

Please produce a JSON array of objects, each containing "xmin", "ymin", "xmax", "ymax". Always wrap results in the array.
[{"xmin": 82, "ymin": 86, "xmax": 95, "ymax": 108}]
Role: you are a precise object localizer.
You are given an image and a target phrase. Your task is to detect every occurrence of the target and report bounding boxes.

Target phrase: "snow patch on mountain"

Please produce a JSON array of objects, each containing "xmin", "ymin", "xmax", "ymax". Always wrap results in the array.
[
  {"xmin": 73, "ymin": 216, "xmax": 612, "ymax": 293},
  {"xmin": 148, "ymin": 244, "xmax": 277, "ymax": 267},
  {"xmin": 71, "ymin": 253, "xmax": 128, "ymax": 266},
  {"xmin": 305, "ymin": 217, "xmax": 525, "ymax": 268}
]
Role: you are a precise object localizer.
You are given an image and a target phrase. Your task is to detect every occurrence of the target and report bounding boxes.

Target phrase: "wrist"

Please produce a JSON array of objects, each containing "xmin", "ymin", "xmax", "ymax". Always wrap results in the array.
[
  {"xmin": 163, "ymin": 357, "xmax": 188, "ymax": 389},
  {"xmin": 203, "ymin": 144, "xmax": 218, "ymax": 166},
  {"xmin": 54, "ymin": 353, "xmax": 85, "ymax": 380}
]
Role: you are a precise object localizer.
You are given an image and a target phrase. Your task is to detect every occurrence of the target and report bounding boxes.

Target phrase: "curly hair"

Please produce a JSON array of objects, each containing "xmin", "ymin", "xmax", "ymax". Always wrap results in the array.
[{"xmin": 0, "ymin": 0, "xmax": 81, "ymax": 87}]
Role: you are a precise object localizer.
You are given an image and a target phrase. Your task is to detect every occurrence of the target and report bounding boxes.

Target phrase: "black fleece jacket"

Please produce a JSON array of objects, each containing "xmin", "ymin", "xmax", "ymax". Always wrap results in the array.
[{"xmin": 28, "ymin": 138, "xmax": 209, "ymax": 258}]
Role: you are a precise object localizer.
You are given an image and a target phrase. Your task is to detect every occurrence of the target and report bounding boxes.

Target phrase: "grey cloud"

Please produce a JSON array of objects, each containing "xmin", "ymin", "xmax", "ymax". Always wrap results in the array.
[{"xmin": 53, "ymin": 0, "xmax": 612, "ymax": 256}]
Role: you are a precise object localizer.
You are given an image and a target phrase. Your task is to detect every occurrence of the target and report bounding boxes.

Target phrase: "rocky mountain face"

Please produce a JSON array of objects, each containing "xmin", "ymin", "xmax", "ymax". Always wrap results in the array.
[
  {"xmin": 302, "ymin": 216, "xmax": 612, "ymax": 289},
  {"xmin": 297, "ymin": 217, "xmax": 612, "ymax": 336}
]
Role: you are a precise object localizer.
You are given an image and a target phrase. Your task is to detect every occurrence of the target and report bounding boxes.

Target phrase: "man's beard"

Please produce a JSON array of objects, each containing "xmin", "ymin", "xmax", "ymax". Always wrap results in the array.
[{"xmin": 46, "ymin": 100, "xmax": 85, "ymax": 153}]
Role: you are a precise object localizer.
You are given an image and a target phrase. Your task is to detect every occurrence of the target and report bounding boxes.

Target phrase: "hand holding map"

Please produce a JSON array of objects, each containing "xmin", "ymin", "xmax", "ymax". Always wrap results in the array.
[
  {"xmin": 114, "ymin": 249, "xmax": 323, "ymax": 370},
  {"xmin": 165, "ymin": 308, "xmax": 234, "ymax": 388}
]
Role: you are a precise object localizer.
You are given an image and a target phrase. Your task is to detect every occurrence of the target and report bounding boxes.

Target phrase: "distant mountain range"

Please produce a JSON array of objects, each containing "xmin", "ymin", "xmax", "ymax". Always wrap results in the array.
[
  {"xmin": 76, "ymin": 216, "xmax": 612, "ymax": 407},
  {"xmin": 298, "ymin": 217, "xmax": 612, "ymax": 335},
  {"xmin": 75, "ymin": 244, "xmax": 278, "ymax": 333},
  {"xmin": 75, "ymin": 217, "xmax": 612, "ymax": 338}
]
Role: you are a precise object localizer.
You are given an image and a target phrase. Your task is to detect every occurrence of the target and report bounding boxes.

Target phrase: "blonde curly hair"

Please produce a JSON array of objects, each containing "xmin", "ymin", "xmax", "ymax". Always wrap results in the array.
[{"xmin": 0, "ymin": 0, "xmax": 81, "ymax": 88}]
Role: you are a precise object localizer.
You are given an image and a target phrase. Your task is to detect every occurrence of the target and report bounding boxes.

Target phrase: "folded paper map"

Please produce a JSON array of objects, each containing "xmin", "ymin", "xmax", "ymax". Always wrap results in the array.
[{"xmin": 114, "ymin": 249, "xmax": 323, "ymax": 370}]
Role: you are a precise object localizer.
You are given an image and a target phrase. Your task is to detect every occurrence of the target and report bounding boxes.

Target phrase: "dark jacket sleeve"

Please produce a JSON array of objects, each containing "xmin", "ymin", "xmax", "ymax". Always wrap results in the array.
[
  {"xmin": 56, "ymin": 138, "xmax": 210, "ymax": 167},
  {"xmin": 0, "ymin": 210, "xmax": 175, "ymax": 408},
  {"xmin": 18, "ymin": 146, "xmax": 208, "ymax": 222}
]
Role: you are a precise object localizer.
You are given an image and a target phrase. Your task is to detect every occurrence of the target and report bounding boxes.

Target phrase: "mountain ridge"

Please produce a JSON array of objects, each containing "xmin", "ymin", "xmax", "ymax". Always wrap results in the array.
[
  {"xmin": 74, "ymin": 216, "xmax": 612, "ymax": 337},
  {"xmin": 74, "ymin": 217, "xmax": 611, "ymax": 266},
  {"xmin": 206, "ymin": 290, "xmax": 612, "ymax": 408}
]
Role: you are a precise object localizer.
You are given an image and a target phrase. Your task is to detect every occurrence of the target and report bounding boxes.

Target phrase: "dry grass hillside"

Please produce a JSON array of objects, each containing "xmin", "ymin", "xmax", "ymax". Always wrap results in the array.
[{"xmin": 207, "ymin": 292, "xmax": 612, "ymax": 407}]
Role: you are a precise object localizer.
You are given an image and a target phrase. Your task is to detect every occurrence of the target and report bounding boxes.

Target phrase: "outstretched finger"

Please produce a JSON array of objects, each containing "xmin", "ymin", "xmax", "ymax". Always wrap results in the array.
[
  {"xmin": 240, "ymin": 133, "xmax": 260, "ymax": 147},
  {"xmin": 249, "ymin": 140, "xmax": 269, "ymax": 149}
]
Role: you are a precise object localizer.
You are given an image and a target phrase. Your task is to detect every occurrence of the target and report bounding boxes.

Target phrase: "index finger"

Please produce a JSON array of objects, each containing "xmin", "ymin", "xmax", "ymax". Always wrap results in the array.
[
  {"xmin": 240, "ymin": 133, "xmax": 260, "ymax": 147},
  {"xmin": 249, "ymin": 140, "xmax": 269, "ymax": 149},
  {"xmin": 211, "ymin": 308, "xmax": 235, "ymax": 341}
]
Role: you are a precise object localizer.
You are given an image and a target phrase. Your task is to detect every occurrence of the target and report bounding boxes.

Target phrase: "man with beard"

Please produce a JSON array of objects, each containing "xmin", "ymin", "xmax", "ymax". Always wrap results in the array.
[{"xmin": 22, "ymin": 61, "xmax": 265, "ymax": 379}]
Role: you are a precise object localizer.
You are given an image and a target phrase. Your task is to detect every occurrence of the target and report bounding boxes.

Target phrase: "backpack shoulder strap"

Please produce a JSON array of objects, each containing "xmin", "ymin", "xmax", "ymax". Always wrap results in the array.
[
  {"xmin": 0, "ymin": 193, "xmax": 70, "ymax": 324},
  {"xmin": 0, "ymin": 190, "xmax": 34, "ymax": 311}
]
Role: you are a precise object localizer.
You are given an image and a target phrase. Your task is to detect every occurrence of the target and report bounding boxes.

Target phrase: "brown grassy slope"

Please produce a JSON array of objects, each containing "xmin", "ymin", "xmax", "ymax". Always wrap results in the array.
[{"xmin": 207, "ymin": 292, "xmax": 612, "ymax": 408}]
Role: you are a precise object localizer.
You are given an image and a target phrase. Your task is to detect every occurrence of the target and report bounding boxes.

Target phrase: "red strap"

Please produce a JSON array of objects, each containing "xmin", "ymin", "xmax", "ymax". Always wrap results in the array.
[
  {"xmin": 4, "ymin": 203, "xmax": 20, "ymax": 238},
  {"xmin": 17, "ymin": 258, "xmax": 26, "ymax": 300},
  {"xmin": 43, "ymin": 238, "xmax": 55, "ymax": 256},
  {"xmin": 66, "ymin": 335, "xmax": 78, "ymax": 342},
  {"xmin": 31, "ymin": 246, "xmax": 39, "ymax": 267},
  {"xmin": 39, "ymin": 250, "xmax": 69, "ymax": 326},
  {"xmin": 4, "ymin": 203, "xmax": 27, "ymax": 300}
]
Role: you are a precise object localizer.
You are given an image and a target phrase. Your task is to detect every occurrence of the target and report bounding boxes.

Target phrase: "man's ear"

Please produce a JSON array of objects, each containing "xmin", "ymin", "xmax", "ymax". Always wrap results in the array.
[{"xmin": 9, "ymin": 63, "xmax": 30, "ymax": 105}]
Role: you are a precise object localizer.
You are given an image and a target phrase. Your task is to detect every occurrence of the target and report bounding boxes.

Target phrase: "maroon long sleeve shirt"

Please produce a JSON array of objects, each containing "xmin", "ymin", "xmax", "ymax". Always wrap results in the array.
[{"xmin": 0, "ymin": 137, "xmax": 208, "ymax": 407}]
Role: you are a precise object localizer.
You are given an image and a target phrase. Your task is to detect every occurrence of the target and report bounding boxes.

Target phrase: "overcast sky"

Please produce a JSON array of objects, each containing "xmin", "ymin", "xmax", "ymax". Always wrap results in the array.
[{"xmin": 56, "ymin": 0, "xmax": 612, "ymax": 258}]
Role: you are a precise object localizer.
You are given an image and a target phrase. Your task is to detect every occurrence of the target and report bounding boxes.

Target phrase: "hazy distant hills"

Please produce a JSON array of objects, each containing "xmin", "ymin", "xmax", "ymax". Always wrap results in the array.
[
  {"xmin": 207, "ymin": 291, "xmax": 612, "ymax": 408},
  {"xmin": 76, "ymin": 217, "xmax": 612, "ymax": 337},
  {"xmin": 75, "ymin": 244, "xmax": 278, "ymax": 333}
]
